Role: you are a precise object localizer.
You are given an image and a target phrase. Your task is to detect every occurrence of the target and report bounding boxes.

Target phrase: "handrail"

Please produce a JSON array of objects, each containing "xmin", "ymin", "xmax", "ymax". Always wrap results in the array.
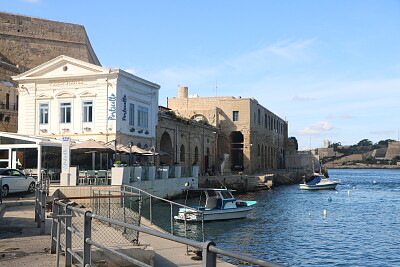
[
  {"xmin": 54, "ymin": 200, "xmax": 284, "ymax": 267},
  {"xmin": 121, "ymin": 185, "xmax": 204, "ymax": 213}
]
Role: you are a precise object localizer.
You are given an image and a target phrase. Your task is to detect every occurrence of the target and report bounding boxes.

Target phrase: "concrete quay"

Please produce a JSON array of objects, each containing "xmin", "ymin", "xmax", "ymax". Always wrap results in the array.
[{"xmin": 0, "ymin": 192, "xmax": 234, "ymax": 266}]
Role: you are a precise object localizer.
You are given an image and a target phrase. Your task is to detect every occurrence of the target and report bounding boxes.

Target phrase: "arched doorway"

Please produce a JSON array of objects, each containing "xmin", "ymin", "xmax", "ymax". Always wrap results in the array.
[
  {"xmin": 230, "ymin": 131, "xmax": 244, "ymax": 171},
  {"xmin": 160, "ymin": 132, "xmax": 173, "ymax": 165}
]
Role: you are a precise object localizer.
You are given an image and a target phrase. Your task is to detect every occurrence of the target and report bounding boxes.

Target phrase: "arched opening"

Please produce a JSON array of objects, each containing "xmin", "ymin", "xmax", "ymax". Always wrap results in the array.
[
  {"xmin": 180, "ymin": 144, "xmax": 185, "ymax": 163},
  {"xmin": 6, "ymin": 93, "xmax": 10, "ymax": 110},
  {"xmin": 190, "ymin": 114, "xmax": 209, "ymax": 124},
  {"xmin": 160, "ymin": 132, "xmax": 173, "ymax": 165},
  {"xmin": 230, "ymin": 131, "xmax": 244, "ymax": 171},
  {"xmin": 194, "ymin": 146, "xmax": 199, "ymax": 164}
]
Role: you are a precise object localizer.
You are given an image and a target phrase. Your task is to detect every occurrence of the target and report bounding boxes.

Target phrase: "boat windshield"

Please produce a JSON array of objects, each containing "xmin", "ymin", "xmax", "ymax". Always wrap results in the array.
[{"xmin": 220, "ymin": 190, "xmax": 234, "ymax": 199}]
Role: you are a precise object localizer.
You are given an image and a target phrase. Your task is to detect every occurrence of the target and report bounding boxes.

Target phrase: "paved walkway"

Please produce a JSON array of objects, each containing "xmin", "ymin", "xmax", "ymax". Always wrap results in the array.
[
  {"xmin": 0, "ymin": 193, "xmax": 234, "ymax": 266},
  {"xmin": 140, "ymin": 219, "xmax": 234, "ymax": 267},
  {"xmin": 0, "ymin": 194, "xmax": 60, "ymax": 267}
]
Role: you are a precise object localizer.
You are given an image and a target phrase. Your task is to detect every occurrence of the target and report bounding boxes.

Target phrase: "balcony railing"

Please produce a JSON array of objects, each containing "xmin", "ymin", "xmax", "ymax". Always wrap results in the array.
[{"xmin": 0, "ymin": 103, "xmax": 18, "ymax": 111}]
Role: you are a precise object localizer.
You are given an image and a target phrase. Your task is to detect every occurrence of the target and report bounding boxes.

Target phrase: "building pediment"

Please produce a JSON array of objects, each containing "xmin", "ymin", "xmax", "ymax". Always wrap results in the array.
[
  {"xmin": 55, "ymin": 91, "xmax": 76, "ymax": 99},
  {"xmin": 11, "ymin": 55, "xmax": 111, "ymax": 82},
  {"xmin": 36, "ymin": 94, "xmax": 53, "ymax": 100},
  {"xmin": 78, "ymin": 91, "xmax": 97, "ymax": 97}
]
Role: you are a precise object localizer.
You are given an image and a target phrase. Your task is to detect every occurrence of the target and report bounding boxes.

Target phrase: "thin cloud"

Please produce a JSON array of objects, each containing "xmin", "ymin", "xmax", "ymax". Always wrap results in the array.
[
  {"xmin": 326, "ymin": 114, "xmax": 355, "ymax": 119},
  {"xmin": 296, "ymin": 121, "xmax": 334, "ymax": 135},
  {"xmin": 292, "ymin": 95, "xmax": 314, "ymax": 102},
  {"xmin": 370, "ymin": 130, "xmax": 396, "ymax": 135}
]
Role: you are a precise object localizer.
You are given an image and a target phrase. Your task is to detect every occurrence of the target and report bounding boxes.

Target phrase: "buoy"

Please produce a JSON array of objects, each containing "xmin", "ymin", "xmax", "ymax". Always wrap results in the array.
[
  {"xmin": 373, "ymin": 180, "xmax": 377, "ymax": 184},
  {"xmin": 328, "ymin": 197, "xmax": 332, "ymax": 202},
  {"xmin": 323, "ymin": 209, "xmax": 327, "ymax": 216},
  {"xmin": 347, "ymin": 190, "xmax": 350, "ymax": 195},
  {"xmin": 336, "ymin": 191, "xmax": 338, "ymax": 194},
  {"xmin": 308, "ymin": 212, "xmax": 311, "ymax": 216}
]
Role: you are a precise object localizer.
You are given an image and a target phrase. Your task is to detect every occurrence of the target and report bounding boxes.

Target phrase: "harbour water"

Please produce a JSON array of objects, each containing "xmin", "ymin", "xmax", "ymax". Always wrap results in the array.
[
  {"xmin": 148, "ymin": 169, "xmax": 400, "ymax": 266},
  {"xmin": 194, "ymin": 169, "xmax": 400, "ymax": 266}
]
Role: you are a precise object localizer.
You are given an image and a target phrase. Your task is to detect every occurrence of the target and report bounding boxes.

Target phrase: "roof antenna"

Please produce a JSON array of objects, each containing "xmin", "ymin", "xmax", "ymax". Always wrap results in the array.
[{"xmin": 215, "ymin": 81, "xmax": 218, "ymax": 97}]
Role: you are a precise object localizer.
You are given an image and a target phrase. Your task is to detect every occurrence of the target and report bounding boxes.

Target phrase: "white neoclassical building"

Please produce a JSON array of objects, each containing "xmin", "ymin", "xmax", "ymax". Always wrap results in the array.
[{"xmin": 12, "ymin": 55, "xmax": 160, "ymax": 147}]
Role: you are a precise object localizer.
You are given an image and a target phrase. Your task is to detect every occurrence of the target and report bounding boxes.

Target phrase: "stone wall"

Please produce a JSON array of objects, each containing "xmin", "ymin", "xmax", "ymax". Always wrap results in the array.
[
  {"xmin": 156, "ymin": 111, "xmax": 217, "ymax": 174},
  {"xmin": 0, "ymin": 11, "xmax": 100, "ymax": 133},
  {"xmin": 167, "ymin": 87, "xmax": 288, "ymax": 174},
  {"xmin": 385, "ymin": 141, "xmax": 400, "ymax": 160}
]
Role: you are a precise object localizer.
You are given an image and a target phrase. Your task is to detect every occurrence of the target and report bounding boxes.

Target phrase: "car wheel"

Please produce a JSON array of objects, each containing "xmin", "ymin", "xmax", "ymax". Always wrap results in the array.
[
  {"xmin": 1, "ymin": 185, "xmax": 8, "ymax": 198},
  {"xmin": 28, "ymin": 182, "xmax": 35, "ymax": 193}
]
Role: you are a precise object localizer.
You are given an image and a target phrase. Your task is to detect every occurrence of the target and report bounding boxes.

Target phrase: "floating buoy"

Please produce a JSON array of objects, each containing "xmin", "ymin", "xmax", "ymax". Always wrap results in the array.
[
  {"xmin": 323, "ymin": 209, "xmax": 327, "ymax": 216},
  {"xmin": 347, "ymin": 190, "xmax": 350, "ymax": 195},
  {"xmin": 308, "ymin": 212, "xmax": 311, "ymax": 216},
  {"xmin": 328, "ymin": 197, "xmax": 332, "ymax": 202},
  {"xmin": 373, "ymin": 180, "xmax": 377, "ymax": 184},
  {"xmin": 336, "ymin": 191, "xmax": 339, "ymax": 194}
]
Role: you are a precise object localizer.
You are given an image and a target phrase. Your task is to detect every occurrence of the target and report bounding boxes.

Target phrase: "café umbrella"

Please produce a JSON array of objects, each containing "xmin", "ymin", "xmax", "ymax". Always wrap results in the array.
[{"xmin": 71, "ymin": 139, "xmax": 114, "ymax": 169}]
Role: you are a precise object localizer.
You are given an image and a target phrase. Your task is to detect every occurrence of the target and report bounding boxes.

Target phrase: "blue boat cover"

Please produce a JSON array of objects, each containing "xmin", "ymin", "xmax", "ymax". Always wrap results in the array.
[{"xmin": 306, "ymin": 176, "xmax": 321, "ymax": 185}]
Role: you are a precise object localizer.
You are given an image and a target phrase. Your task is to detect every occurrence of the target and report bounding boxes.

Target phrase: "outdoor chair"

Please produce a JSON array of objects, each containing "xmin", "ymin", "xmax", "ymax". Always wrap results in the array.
[
  {"xmin": 78, "ymin": 171, "xmax": 88, "ymax": 185},
  {"xmin": 97, "ymin": 170, "xmax": 107, "ymax": 185},
  {"xmin": 86, "ymin": 170, "xmax": 96, "ymax": 185}
]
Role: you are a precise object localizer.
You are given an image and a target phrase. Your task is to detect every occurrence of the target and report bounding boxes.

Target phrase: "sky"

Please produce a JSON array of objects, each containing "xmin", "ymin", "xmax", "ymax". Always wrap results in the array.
[{"xmin": 2, "ymin": 0, "xmax": 400, "ymax": 150}]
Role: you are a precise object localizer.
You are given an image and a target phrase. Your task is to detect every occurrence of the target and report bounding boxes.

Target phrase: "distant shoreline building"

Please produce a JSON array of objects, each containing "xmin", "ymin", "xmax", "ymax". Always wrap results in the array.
[{"xmin": 167, "ymin": 87, "xmax": 288, "ymax": 174}]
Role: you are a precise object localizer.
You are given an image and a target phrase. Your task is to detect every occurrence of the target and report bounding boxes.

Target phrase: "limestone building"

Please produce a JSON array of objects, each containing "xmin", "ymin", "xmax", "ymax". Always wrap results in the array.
[
  {"xmin": 12, "ymin": 55, "xmax": 159, "ymax": 149},
  {"xmin": 0, "ymin": 11, "xmax": 100, "ymax": 133},
  {"xmin": 157, "ymin": 107, "xmax": 217, "ymax": 175},
  {"xmin": 167, "ymin": 87, "xmax": 288, "ymax": 174}
]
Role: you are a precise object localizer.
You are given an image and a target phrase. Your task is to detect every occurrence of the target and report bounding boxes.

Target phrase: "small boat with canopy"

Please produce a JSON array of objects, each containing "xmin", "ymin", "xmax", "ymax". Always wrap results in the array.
[
  {"xmin": 174, "ymin": 188, "xmax": 257, "ymax": 222},
  {"xmin": 299, "ymin": 174, "xmax": 340, "ymax": 190}
]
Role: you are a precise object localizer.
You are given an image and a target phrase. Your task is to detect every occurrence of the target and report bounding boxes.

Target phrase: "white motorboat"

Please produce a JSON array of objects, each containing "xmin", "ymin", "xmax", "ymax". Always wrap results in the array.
[
  {"xmin": 299, "ymin": 174, "xmax": 340, "ymax": 190},
  {"xmin": 174, "ymin": 188, "xmax": 257, "ymax": 222}
]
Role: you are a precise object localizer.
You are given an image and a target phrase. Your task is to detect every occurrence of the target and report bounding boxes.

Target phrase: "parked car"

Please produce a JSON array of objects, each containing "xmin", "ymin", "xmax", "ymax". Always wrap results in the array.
[{"xmin": 0, "ymin": 168, "xmax": 36, "ymax": 198}]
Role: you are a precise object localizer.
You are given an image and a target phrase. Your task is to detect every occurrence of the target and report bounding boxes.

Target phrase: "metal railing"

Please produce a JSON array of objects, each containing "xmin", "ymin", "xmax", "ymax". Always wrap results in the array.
[
  {"xmin": 121, "ymin": 184, "xmax": 205, "ymax": 240},
  {"xmin": 35, "ymin": 177, "xmax": 50, "ymax": 235},
  {"xmin": 51, "ymin": 199, "xmax": 284, "ymax": 267}
]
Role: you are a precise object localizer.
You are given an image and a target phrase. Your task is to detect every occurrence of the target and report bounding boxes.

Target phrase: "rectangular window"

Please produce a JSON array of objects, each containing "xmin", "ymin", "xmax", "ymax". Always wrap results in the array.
[
  {"xmin": 138, "ymin": 106, "xmax": 148, "ymax": 128},
  {"xmin": 233, "ymin": 111, "xmax": 239, "ymax": 121},
  {"xmin": 39, "ymin": 103, "xmax": 49, "ymax": 124},
  {"xmin": 82, "ymin": 101, "xmax": 93, "ymax": 123},
  {"xmin": 60, "ymin": 102, "xmax": 71, "ymax": 123},
  {"xmin": 129, "ymin": 104, "xmax": 135, "ymax": 126}
]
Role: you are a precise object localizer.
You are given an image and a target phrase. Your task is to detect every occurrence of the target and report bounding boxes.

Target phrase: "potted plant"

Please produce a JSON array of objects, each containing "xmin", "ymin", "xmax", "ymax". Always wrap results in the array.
[{"xmin": 113, "ymin": 161, "xmax": 122, "ymax": 167}]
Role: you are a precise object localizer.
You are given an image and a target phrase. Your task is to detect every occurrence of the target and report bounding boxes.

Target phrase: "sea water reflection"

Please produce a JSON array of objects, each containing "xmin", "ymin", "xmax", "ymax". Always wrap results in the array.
[{"xmin": 146, "ymin": 169, "xmax": 400, "ymax": 266}]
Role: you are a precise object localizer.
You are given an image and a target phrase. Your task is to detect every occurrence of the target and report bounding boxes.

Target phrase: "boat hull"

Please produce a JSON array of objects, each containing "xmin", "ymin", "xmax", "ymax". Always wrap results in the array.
[
  {"xmin": 175, "ymin": 203, "xmax": 255, "ymax": 222},
  {"xmin": 299, "ymin": 182, "xmax": 339, "ymax": 190}
]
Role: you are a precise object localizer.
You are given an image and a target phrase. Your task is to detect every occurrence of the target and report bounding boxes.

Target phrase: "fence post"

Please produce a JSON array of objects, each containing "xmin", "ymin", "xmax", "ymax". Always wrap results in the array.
[
  {"xmin": 50, "ymin": 201, "xmax": 59, "ymax": 253},
  {"xmin": 34, "ymin": 183, "xmax": 39, "ymax": 222},
  {"xmin": 40, "ymin": 189, "xmax": 46, "ymax": 235},
  {"xmin": 83, "ymin": 211, "xmax": 92, "ymax": 266},
  {"xmin": 149, "ymin": 196, "xmax": 152, "ymax": 224},
  {"xmin": 65, "ymin": 205, "xmax": 72, "ymax": 267},
  {"xmin": 202, "ymin": 241, "xmax": 217, "ymax": 267}
]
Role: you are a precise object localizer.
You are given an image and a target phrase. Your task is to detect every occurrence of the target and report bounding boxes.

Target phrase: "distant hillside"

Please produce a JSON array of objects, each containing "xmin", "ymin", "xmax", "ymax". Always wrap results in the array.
[{"xmin": 317, "ymin": 139, "xmax": 400, "ymax": 168}]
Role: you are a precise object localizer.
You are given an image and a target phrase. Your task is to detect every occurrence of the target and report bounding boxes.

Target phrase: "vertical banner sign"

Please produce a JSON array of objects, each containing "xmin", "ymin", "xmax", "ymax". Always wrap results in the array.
[{"xmin": 61, "ymin": 136, "xmax": 71, "ymax": 174}]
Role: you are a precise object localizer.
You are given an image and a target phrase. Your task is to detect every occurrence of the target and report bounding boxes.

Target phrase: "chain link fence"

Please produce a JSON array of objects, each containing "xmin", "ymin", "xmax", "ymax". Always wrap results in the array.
[{"xmin": 56, "ymin": 189, "xmax": 142, "ymax": 256}]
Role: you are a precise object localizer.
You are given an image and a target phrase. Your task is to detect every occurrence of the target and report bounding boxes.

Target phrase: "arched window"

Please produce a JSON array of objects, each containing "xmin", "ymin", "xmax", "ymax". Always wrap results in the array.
[
  {"xmin": 194, "ymin": 146, "xmax": 199, "ymax": 163},
  {"xmin": 180, "ymin": 145, "xmax": 185, "ymax": 162}
]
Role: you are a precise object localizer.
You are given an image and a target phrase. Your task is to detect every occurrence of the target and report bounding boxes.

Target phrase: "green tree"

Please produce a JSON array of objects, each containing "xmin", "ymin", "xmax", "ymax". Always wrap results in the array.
[{"xmin": 357, "ymin": 139, "xmax": 373, "ymax": 146}]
